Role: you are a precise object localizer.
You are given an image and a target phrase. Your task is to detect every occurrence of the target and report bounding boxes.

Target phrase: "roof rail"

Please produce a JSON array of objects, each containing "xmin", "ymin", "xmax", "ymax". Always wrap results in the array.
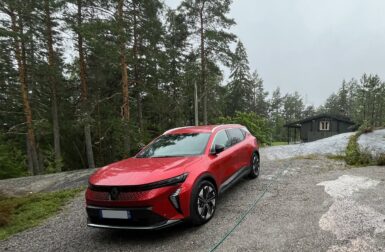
[{"xmin": 163, "ymin": 126, "xmax": 193, "ymax": 134}]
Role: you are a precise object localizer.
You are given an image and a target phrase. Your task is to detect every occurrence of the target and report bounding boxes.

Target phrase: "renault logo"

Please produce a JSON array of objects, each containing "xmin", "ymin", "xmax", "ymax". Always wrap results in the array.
[{"xmin": 110, "ymin": 187, "xmax": 119, "ymax": 200}]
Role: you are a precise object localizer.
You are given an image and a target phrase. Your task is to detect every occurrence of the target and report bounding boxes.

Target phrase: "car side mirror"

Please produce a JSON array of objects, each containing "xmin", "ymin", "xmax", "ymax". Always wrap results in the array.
[{"xmin": 212, "ymin": 144, "xmax": 225, "ymax": 155}]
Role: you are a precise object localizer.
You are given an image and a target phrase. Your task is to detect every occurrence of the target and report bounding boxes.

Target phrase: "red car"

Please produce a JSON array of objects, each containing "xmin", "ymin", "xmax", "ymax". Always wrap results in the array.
[{"xmin": 86, "ymin": 124, "xmax": 260, "ymax": 230}]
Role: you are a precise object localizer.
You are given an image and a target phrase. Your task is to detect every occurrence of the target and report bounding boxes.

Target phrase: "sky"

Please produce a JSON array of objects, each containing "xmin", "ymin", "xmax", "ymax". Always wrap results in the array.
[{"xmin": 165, "ymin": 0, "xmax": 385, "ymax": 106}]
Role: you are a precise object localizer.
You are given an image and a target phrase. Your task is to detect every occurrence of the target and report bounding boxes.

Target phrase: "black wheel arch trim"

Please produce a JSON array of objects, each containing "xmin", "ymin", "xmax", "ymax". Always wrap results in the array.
[{"xmin": 193, "ymin": 172, "xmax": 218, "ymax": 192}]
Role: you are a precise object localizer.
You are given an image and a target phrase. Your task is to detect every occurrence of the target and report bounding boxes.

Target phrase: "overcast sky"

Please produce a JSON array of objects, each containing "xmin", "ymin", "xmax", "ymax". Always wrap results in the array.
[{"xmin": 166, "ymin": 0, "xmax": 385, "ymax": 106}]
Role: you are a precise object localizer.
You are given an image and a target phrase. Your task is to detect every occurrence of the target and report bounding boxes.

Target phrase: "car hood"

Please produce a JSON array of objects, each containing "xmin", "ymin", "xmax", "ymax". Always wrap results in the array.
[{"xmin": 89, "ymin": 156, "xmax": 201, "ymax": 186}]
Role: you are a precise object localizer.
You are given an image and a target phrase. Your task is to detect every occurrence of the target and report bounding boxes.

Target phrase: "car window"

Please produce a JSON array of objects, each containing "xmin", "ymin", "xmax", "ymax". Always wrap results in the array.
[
  {"xmin": 240, "ymin": 127, "xmax": 249, "ymax": 136},
  {"xmin": 211, "ymin": 130, "xmax": 230, "ymax": 152},
  {"xmin": 137, "ymin": 133, "xmax": 211, "ymax": 158},
  {"xmin": 226, "ymin": 128, "xmax": 245, "ymax": 146}
]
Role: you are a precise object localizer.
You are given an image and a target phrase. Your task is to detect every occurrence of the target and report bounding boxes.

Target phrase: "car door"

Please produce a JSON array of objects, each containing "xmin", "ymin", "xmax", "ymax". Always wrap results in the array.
[
  {"xmin": 208, "ymin": 130, "xmax": 233, "ymax": 185},
  {"xmin": 225, "ymin": 128, "xmax": 249, "ymax": 176}
]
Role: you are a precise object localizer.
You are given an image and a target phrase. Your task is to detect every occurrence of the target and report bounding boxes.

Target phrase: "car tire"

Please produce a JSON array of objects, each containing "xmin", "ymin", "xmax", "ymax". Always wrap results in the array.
[
  {"xmin": 248, "ymin": 152, "xmax": 260, "ymax": 179},
  {"xmin": 189, "ymin": 180, "xmax": 217, "ymax": 226}
]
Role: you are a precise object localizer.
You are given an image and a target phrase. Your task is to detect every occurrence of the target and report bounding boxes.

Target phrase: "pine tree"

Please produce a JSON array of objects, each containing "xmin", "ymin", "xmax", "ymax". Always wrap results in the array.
[
  {"xmin": 251, "ymin": 71, "xmax": 269, "ymax": 117},
  {"xmin": 1, "ymin": 0, "xmax": 41, "ymax": 174},
  {"xmin": 226, "ymin": 40, "xmax": 253, "ymax": 116},
  {"xmin": 283, "ymin": 92, "xmax": 304, "ymax": 122},
  {"xmin": 180, "ymin": 0, "xmax": 236, "ymax": 124},
  {"xmin": 40, "ymin": 0, "xmax": 65, "ymax": 169},
  {"xmin": 116, "ymin": 0, "xmax": 131, "ymax": 155},
  {"xmin": 65, "ymin": 0, "xmax": 96, "ymax": 168}
]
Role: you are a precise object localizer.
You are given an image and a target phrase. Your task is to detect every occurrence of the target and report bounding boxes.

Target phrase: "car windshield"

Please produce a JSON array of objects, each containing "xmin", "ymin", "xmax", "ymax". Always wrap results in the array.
[{"xmin": 137, "ymin": 133, "xmax": 211, "ymax": 158}]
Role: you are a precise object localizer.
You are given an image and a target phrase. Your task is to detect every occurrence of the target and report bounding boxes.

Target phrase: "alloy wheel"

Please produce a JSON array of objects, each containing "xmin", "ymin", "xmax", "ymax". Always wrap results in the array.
[
  {"xmin": 252, "ymin": 154, "xmax": 259, "ymax": 176},
  {"xmin": 197, "ymin": 185, "xmax": 216, "ymax": 220}
]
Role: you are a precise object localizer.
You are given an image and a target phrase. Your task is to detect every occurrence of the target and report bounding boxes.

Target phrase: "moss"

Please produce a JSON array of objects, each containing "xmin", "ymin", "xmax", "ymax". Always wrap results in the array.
[{"xmin": 0, "ymin": 188, "xmax": 83, "ymax": 240}]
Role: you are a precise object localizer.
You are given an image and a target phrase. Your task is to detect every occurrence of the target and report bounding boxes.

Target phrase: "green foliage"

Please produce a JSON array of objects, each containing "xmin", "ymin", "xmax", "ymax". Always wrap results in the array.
[
  {"xmin": 42, "ymin": 148, "xmax": 64, "ymax": 174},
  {"xmin": 226, "ymin": 41, "xmax": 255, "ymax": 116},
  {"xmin": 0, "ymin": 136, "xmax": 26, "ymax": 179},
  {"xmin": 323, "ymin": 74, "xmax": 385, "ymax": 128},
  {"xmin": 2, "ymin": 0, "xmax": 383, "ymax": 180},
  {"xmin": 377, "ymin": 154, "xmax": 385, "ymax": 166},
  {"xmin": 216, "ymin": 112, "xmax": 271, "ymax": 144},
  {"xmin": 358, "ymin": 121, "xmax": 373, "ymax": 134},
  {"xmin": 344, "ymin": 130, "xmax": 385, "ymax": 166},
  {"xmin": 0, "ymin": 188, "xmax": 83, "ymax": 240},
  {"xmin": 345, "ymin": 133, "xmax": 372, "ymax": 166}
]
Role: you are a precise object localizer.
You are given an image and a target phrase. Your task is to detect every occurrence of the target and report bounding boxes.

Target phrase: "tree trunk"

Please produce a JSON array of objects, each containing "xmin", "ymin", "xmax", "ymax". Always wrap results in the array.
[
  {"xmin": 44, "ymin": 0, "xmax": 61, "ymax": 169},
  {"xmin": 194, "ymin": 81, "xmax": 199, "ymax": 126},
  {"xmin": 118, "ymin": 0, "xmax": 130, "ymax": 155},
  {"xmin": 26, "ymin": 138, "xmax": 33, "ymax": 175},
  {"xmin": 199, "ymin": 2, "xmax": 207, "ymax": 125},
  {"xmin": 77, "ymin": 0, "xmax": 95, "ymax": 168},
  {"xmin": 133, "ymin": 1, "xmax": 143, "ymax": 133},
  {"xmin": 84, "ymin": 124, "xmax": 95, "ymax": 168},
  {"xmin": 10, "ymin": 10, "xmax": 40, "ymax": 174}
]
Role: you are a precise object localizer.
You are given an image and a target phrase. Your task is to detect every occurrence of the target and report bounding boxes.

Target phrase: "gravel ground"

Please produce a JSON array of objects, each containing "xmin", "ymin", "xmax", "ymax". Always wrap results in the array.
[{"xmin": 1, "ymin": 153, "xmax": 384, "ymax": 252}]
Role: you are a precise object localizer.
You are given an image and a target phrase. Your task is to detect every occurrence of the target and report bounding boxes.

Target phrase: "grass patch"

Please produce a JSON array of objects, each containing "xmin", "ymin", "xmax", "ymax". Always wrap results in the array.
[
  {"xmin": 0, "ymin": 188, "xmax": 83, "ymax": 240},
  {"xmin": 327, "ymin": 155, "xmax": 346, "ymax": 161},
  {"xmin": 270, "ymin": 141, "xmax": 288, "ymax": 146},
  {"xmin": 291, "ymin": 154, "xmax": 319, "ymax": 160}
]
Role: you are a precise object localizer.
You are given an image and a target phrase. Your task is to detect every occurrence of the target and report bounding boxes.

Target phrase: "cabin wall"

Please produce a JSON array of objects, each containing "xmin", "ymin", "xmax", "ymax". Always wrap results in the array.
[{"xmin": 300, "ymin": 117, "xmax": 353, "ymax": 142}]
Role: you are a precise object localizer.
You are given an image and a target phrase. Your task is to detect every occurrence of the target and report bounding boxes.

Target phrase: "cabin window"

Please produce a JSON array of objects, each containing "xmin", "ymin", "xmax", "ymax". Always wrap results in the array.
[{"xmin": 319, "ymin": 121, "xmax": 330, "ymax": 131}]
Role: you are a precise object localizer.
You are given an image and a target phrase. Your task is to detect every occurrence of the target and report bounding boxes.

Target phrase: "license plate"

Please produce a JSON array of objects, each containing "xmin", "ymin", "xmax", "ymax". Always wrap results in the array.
[{"xmin": 101, "ymin": 210, "xmax": 131, "ymax": 219}]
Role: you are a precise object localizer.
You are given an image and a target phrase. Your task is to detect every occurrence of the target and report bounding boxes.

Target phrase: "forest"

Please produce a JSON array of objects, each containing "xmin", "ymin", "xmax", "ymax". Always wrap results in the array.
[{"xmin": 1, "ymin": 0, "xmax": 385, "ymax": 179}]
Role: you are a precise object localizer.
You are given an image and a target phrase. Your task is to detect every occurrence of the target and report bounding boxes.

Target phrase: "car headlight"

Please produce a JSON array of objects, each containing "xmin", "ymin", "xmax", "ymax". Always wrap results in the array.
[{"xmin": 149, "ymin": 173, "xmax": 188, "ymax": 188}]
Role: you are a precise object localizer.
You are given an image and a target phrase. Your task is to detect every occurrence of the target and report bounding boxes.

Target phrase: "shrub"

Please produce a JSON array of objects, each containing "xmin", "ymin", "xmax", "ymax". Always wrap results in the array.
[
  {"xmin": 0, "ymin": 136, "xmax": 26, "ymax": 179},
  {"xmin": 376, "ymin": 154, "xmax": 385, "ymax": 166},
  {"xmin": 358, "ymin": 121, "xmax": 373, "ymax": 134},
  {"xmin": 345, "ymin": 133, "xmax": 373, "ymax": 166},
  {"xmin": 215, "ymin": 112, "xmax": 271, "ymax": 144}
]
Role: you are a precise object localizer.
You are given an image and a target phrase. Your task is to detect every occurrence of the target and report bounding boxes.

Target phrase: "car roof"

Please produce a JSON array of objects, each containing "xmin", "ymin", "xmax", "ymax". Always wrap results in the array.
[{"xmin": 163, "ymin": 124, "xmax": 243, "ymax": 135}]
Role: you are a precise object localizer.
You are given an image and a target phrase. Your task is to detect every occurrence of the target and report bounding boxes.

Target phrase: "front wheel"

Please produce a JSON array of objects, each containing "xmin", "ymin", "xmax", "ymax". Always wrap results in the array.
[
  {"xmin": 248, "ymin": 153, "xmax": 260, "ymax": 179},
  {"xmin": 189, "ymin": 180, "xmax": 217, "ymax": 226}
]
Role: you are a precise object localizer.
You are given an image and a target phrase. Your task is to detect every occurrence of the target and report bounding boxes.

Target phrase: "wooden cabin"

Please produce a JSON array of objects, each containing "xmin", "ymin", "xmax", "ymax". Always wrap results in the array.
[{"xmin": 284, "ymin": 114, "xmax": 355, "ymax": 143}]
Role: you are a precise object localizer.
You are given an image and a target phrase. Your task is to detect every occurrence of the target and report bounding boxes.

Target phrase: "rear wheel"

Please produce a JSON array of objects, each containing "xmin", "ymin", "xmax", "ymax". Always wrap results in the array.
[
  {"xmin": 248, "ymin": 153, "xmax": 260, "ymax": 179},
  {"xmin": 189, "ymin": 180, "xmax": 217, "ymax": 226}
]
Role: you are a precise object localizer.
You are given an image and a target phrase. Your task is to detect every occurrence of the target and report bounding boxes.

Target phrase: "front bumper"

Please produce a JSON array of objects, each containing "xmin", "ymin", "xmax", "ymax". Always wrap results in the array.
[
  {"xmin": 85, "ymin": 183, "xmax": 190, "ymax": 222},
  {"xmin": 87, "ymin": 219, "xmax": 182, "ymax": 230},
  {"xmin": 86, "ymin": 205, "xmax": 183, "ymax": 230}
]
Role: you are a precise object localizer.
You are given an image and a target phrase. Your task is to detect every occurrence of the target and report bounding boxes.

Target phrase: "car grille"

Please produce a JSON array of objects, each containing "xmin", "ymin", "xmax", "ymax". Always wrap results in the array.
[{"xmin": 87, "ymin": 189, "xmax": 156, "ymax": 201}]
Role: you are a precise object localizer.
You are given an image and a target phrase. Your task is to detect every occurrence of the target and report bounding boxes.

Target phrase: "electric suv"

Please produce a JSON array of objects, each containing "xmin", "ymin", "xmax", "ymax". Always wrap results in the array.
[{"xmin": 86, "ymin": 124, "xmax": 260, "ymax": 230}]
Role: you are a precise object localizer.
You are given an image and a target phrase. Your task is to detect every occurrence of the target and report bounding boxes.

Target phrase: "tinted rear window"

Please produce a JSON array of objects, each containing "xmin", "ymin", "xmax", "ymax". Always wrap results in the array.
[{"xmin": 226, "ymin": 128, "xmax": 245, "ymax": 146}]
